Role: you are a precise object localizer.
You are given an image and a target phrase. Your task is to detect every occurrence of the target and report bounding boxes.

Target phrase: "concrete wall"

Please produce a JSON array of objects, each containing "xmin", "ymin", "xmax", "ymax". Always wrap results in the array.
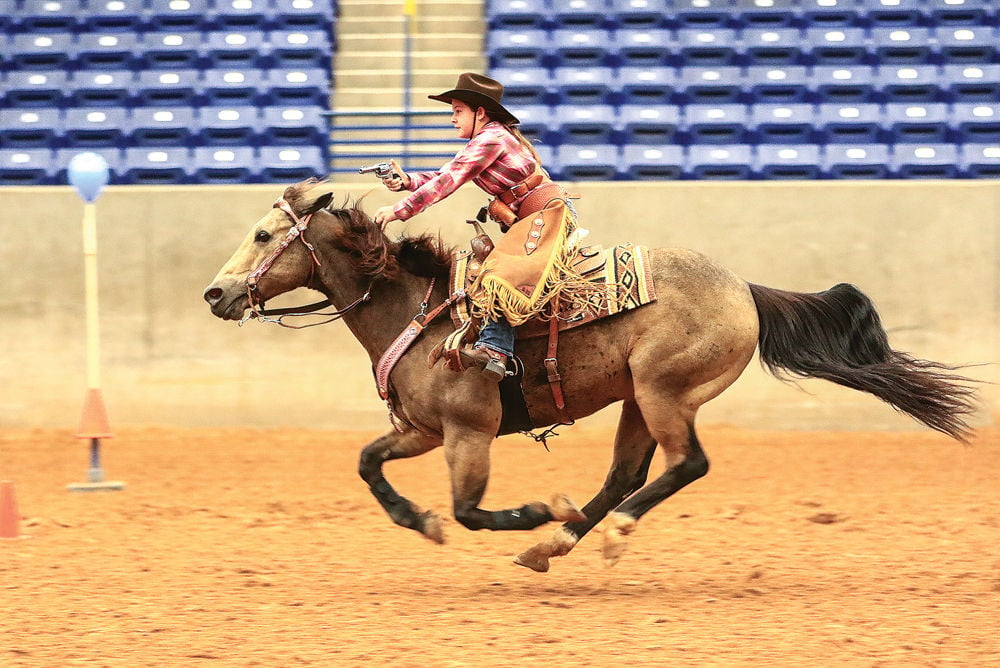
[{"xmin": 2, "ymin": 180, "xmax": 997, "ymax": 433}]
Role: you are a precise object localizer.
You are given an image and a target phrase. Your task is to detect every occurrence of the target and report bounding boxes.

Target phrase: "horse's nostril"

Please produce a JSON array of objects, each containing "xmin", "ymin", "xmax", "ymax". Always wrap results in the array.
[{"xmin": 204, "ymin": 286, "xmax": 224, "ymax": 304}]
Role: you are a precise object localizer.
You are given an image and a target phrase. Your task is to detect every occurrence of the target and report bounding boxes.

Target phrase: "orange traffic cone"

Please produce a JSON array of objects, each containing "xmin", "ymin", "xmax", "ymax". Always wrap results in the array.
[
  {"xmin": 0, "ymin": 480, "xmax": 20, "ymax": 539},
  {"xmin": 76, "ymin": 388, "xmax": 113, "ymax": 439}
]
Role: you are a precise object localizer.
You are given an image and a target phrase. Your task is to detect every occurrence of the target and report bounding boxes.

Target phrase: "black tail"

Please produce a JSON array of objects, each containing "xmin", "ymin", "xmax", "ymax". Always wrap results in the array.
[{"xmin": 748, "ymin": 282, "xmax": 979, "ymax": 442}]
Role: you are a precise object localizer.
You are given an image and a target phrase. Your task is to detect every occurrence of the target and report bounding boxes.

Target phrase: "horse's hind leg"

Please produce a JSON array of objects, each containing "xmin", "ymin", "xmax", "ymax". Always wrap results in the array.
[
  {"xmin": 358, "ymin": 429, "xmax": 445, "ymax": 543},
  {"xmin": 515, "ymin": 400, "xmax": 657, "ymax": 572}
]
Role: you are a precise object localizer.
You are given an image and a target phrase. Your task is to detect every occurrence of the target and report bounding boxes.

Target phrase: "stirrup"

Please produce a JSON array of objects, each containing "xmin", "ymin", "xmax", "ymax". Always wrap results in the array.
[{"xmin": 457, "ymin": 346, "xmax": 508, "ymax": 379}]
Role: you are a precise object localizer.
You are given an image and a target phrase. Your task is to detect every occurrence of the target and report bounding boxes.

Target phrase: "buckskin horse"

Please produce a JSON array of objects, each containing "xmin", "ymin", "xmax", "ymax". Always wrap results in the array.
[{"xmin": 203, "ymin": 179, "xmax": 978, "ymax": 573}]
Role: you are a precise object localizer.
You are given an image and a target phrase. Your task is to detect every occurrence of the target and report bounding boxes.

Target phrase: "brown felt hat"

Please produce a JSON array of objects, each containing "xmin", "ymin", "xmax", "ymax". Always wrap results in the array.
[{"xmin": 428, "ymin": 72, "xmax": 519, "ymax": 125}]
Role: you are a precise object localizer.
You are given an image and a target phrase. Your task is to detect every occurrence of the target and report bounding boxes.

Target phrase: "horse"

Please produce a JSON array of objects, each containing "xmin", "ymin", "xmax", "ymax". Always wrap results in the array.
[{"xmin": 203, "ymin": 178, "xmax": 979, "ymax": 573}]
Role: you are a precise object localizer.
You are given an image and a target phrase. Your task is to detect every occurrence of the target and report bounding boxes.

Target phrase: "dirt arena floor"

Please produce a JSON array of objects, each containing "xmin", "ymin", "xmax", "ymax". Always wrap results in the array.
[{"xmin": 2, "ymin": 424, "xmax": 998, "ymax": 667}]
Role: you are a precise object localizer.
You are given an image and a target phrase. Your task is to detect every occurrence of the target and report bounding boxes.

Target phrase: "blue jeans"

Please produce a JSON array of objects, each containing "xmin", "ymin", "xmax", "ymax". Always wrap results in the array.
[{"xmin": 475, "ymin": 317, "xmax": 515, "ymax": 357}]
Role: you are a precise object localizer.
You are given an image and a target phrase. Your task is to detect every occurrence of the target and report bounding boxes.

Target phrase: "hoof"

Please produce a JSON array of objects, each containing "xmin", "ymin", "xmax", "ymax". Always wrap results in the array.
[
  {"xmin": 514, "ymin": 546, "xmax": 551, "ymax": 573},
  {"xmin": 420, "ymin": 511, "xmax": 445, "ymax": 545},
  {"xmin": 549, "ymin": 494, "xmax": 587, "ymax": 523},
  {"xmin": 602, "ymin": 512, "xmax": 636, "ymax": 567}
]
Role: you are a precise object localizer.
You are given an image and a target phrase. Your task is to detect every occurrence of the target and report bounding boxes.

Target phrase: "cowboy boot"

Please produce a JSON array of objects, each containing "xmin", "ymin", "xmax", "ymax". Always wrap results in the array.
[{"xmin": 458, "ymin": 346, "xmax": 508, "ymax": 380}]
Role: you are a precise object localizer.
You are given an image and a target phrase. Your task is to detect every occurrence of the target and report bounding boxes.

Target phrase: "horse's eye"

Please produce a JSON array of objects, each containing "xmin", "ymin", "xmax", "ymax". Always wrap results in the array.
[{"xmin": 254, "ymin": 230, "xmax": 272, "ymax": 243}]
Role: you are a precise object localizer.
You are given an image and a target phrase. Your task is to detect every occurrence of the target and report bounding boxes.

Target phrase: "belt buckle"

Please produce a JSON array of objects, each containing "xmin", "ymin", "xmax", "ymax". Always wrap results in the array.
[{"xmin": 510, "ymin": 181, "xmax": 529, "ymax": 199}]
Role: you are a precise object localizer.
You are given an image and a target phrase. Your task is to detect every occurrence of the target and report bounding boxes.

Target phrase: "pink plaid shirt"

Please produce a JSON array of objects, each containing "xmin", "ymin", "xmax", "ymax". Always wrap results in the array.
[{"xmin": 392, "ymin": 121, "xmax": 539, "ymax": 221}]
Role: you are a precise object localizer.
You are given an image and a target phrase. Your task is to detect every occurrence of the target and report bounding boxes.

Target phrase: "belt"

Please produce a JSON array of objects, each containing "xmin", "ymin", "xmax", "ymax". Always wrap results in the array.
[{"xmin": 497, "ymin": 172, "xmax": 546, "ymax": 206}]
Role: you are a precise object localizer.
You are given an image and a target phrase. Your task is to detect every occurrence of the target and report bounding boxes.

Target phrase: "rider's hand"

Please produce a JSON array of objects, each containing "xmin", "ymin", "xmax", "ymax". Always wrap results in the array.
[
  {"xmin": 374, "ymin": 205, "xmax": 399, "ymax": 228},
  {"xmin": 381, "ymin": 159, "xmax": 411, "ymax": 192}
]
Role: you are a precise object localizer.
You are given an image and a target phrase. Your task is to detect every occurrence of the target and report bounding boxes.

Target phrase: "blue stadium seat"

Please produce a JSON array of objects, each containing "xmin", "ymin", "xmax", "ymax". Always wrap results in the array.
[
  {"xmin": 18, "ymin": 0, "xmax": 84, "ymax": 32},
  {"xmin": 261, "ymin": 106, "xmax": 327, "ymax": 146},
  {"xmin": 936, "ymin": 26, "xmax": 997, "ymax": 64},
  {"xmin": 927, "ymin": 0, "xmax": 991, "ymax": 26},
  {"xmin": 271, "ymin": 0, "xmax": 335, "ymax": 29},
  {"xmin": 959, "ymin": 144, "xmax": 1000, "ymax": 178},
  {"xmin": 870, "ymin": 28, "xmax": 935, "ymax": 65},
  {"xmin": 491, "ymin": 68, "xmax": 552, "ymax": 105},
  {"xmin": 9, "ymin": 33, "xmax": 74, "ymax": 70},
  {"xmin": 506, "ymin": 105, "xmax": 553, "ymax": 142},
  {"xmin": 741, "ymin": 28, "xmax": 805, "ymax": 66},
  {"xmin": 552, "ymin": 105, "xmax": 618, "ymax": 144},
  {"xmin": 674, "ymin": 0, "xmax": 735, "ymax": 28},
  {"xmin": 146, "ymin": 0, "xmax": 211, "ymax": 30},
  {"xmin": 556, "ymin": 144, "xmax": 620, "ymax": 180},
  {"xmin": 816, "ymin": 103, "xmax": 882, "ymax": 142},
  {"xmin": 0, "ymin": 149, "xmax": 57, "ymax": 185},
  {"xmin": 617, "ymin": 66, "xmax": 677, "ymax": 104},
  {"xmin": 63, "ymin": 108, "xmax": 129, "ymax": 147},
  {"xmin": 0, "ymin": 109, "xmax": 62, "ymax": 149},
  {"xmin": 863, "ymin": 0, "xmax": 926, "ymax": 27},
  {"xmin": 487, "ymin": 29, "xmax": 549, "ymax": 68},
  {"xmin": 734, "ymin": 0, "xmax": 801, "ymax": 27},
  {"xmin": 72, "ymin": 33, "xmax": 142, "ymax": 70},
  {"xmin": 891, "ymin": 143, "xmax": 960, "ymax": 178},
  {"xmin": 613, "ymin": 29, "xmax": 674, "ymax": 67},
  {"xmin": 265, "ymin": 68, "xmax": 331, "ymax": 106},
  {"xmin": 751, "ymin": 104, "xmax": 816, "ymax": 144},
  {"xmin": 487, "ymin": 0, "xmax": 551, "ymax": 29},
  {"xmin": 883, "ymin": 103, "xmax": 950, "ymax": 143},
  {"xmin": 69, "ymin": 70, "xmax": 135, "ymax": 107},
  {"xmin": 127, "ymin": 107, "xmax": 198, "ymax": 146},
  {"xmin": 684, "ymin": 144, "xmax": 754, "ymax": 179},
  {"xmin": 874, "ymin": 65, "xmax": 940, "ymax": 103},
  {"xmin": 259, "ymin": 146, "xmax": 327, "ymax": 182},
  {"xmin": 552, "ymin": 29, "xmax": 614, "ymax": 67},
  {"xmin": 619, "ymin": 145, "xmax": 684, "ymax": 179},
  {"xmin": 802, "ymin": 27, "xmax": 870, "ymax": 65},
  {"xmin": 211, "ymin": 0, "xmax": 275, "ymax": 30},
  {"xmin": 683, "ymin": 104, "xmax": 751, "ymax": 144},
  {"xmin": 675, "ymin": 28, "xmax": 740, "ymax": 66},
  {"xmin": 55, "ymin": 149, "xmax": 124, "ymax": 185},
  {"xmin": 745, "ymin": 66, "xmax": 810, "ymax": 103},
  {"xmin": 84, "ymin": 0, "xmax": 147, "ymax": 32},
  {"xmin": 2, "ymin": 71, "xmax": 70, "ymax": 108},
  {"xmin": 942, "ymin": 64, "xmax": 1000, "ymax": 103},
  {"xmin": 610, "ymin": 0, "xmax": 670, "ymax": 29},
  {"xmin": 800, "ymin": 0, "xmax": 861, "ymax": 27},
  {"xmin": 810, "ymin": 65, "xmax": 877, "ymax": 102},
  {"xmin": 754, "ymin": 144, "xmax": 822, "ymax": 179},
  {"xmin": 140, "ymin": 31, "xmax": 204, "ymax": 69},
  {"xmin": 203, "ymin": 31, "xmax": 267, "ymax": 69},
  {"xmin": 617, "ymin": 104, "xmax": 681, "ymax": 144},
  {"xmin": 534, "ymin": 144, "xmax": 557, "ymax": 176},
  {"xmin": 193, "ymin": 146, "xmax": 257, "ymax": 184},
  {"xmin": 136, "ymin": 69, "xmax": 203, "ymax": 106},
  {"xmin": 950, "ymin": 103, "xmax": 1000, "ymax": 143},
  {"xmin": 552, "ymin": 0, "xmax": 611, "ymax": 28},
  {"xmin": 123, "ymin": 147, "xmax": 192, "ymax": 184},
  {"xmin": 822, "ymin": 144, "xmax": 891, "ymax": 178},
  {"xmin": 0, "ymin": 1, "xmax": 17, "ymax": 33},
  {"xmin": 552, "ymin": 67, "xmax": 617, "ymax": 104},
  {"xmin": 197, "ymin": 106, "xmax": 262, "ymax": 145},
  {"xmin": 677, "ymin": 67, "xmax": 744, "ymax": 104},
  {"xmin": 201, "ymin": 69, "xmax": 268, "ymax": 105},
  {"xmin": 267, "ymin": 30, "xmax": 333, "ymax": 69}
]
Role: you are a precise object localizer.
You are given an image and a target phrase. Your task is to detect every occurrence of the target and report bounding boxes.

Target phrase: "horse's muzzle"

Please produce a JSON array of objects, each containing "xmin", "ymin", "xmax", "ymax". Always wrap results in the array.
[{"xmin": 203, "ymin": 282, "xmax": 249, "ymax": 321}]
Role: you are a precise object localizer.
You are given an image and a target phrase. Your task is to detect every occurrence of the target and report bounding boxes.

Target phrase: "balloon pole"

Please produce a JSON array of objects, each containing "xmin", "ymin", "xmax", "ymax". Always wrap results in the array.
[{"xmin": 67, "ymin": 153, "xmax": 124, "ymax": 493}]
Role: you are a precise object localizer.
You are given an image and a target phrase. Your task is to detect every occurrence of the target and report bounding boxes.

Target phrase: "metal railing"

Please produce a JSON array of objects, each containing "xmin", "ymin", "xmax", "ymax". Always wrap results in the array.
[{"xmin": 324, "ymin": 109, "xmax": 464, "ymax": 174}]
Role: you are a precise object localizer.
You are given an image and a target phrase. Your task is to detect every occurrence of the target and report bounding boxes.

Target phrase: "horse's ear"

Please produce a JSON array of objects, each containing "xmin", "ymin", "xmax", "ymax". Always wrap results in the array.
[{"xmin": 309, "ymin": 192, "xmax": 334, "ymax": 213}]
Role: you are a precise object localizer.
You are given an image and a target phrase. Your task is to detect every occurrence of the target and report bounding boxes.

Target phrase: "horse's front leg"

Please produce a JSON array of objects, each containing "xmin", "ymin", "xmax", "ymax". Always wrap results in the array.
[
  {"xmin": 358, "ymin": 429, "xmax": 445, "ymax": 543},
  {"xmin": 443, "ymin": 424, "xmax": 586, "ymax": 531}
]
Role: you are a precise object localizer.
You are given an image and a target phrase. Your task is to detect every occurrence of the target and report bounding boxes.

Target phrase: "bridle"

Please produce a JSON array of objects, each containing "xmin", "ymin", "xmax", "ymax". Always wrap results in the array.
[{"xmin": 240, "ymin": 197, "xmax": 373, "ymax": 329}]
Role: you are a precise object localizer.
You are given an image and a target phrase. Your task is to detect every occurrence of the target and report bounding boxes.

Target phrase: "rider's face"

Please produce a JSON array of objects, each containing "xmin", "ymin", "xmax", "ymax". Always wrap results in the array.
[{"xmin": 451, "ymin": 101, "xmax": 486, "ymax": 139}]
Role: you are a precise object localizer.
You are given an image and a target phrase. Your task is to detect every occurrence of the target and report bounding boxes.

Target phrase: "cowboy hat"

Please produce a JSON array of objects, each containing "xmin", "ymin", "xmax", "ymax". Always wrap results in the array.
[{"xmin": 428, "ymin": 72, "xmax": 519, "ymax": 125}]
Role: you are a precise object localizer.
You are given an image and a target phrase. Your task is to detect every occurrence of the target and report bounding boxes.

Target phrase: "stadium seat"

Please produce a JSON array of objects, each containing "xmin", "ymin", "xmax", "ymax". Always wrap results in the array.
[
  {"xmin": 265, "ymin": 68, "xmax": 331, "ymax": 106},
  {"xmin": 201, "ymin": 69, "xmax": 268, "ymax": 106},
  {"xmin": 552, "ymin": 105, "xmax": 618, "ymax": 144},
  {"xmin": 822, "ymin": 144, "xmax": 892, "ymax": 178},
  {"xmin": 271, "ymin": 0, "xmax": 336, "ymax": 30},
  {"xmin": 0, "ymin": 149, "xmax": 57, "ymax": 185},
  {"xmin": 891, "ymin": 143, "xmax": 960, "ymax": 178},
  {"xmin": 950, "ymin": 103, "xmax": 1000, "ymax": 143},
  {"xmin": 261, "ymin": 106, "xmax": 328, "ymax": 146},
  {"xmin": 18, "ymin": 0, "xmax": 84, "ymax": 32},
  {"xmin": 146, "ymin": 0, "xmax": 211, "ymax": 30},
  {"xmin": 684, "ymin": 145, "xmax": 754, "ymax": 179},
  {"xmin": 0, "ymin": 1, "xmax": 17, "ymax": 33},
  {"xmin": 741, "ymin": 28, "xmax": 805, "ymax": 66},
  {"xmin": 674, "ymin": 0, "xmax": 735, "ymax": 28},
  {"xmin": 2, "ymin": 71, "xmax": 69, "ymax": 109},
  {"xmin": 487, "ymin": 0, "xmax": 551, "ymax": 29},
  {"xmin": 491, "ymin": 68, "xmax": 552, "ymax": 105},
  {"xmin": 677, "ymin": 67, "xmax": 744, "ymax": 104},
  {"xmin": 874, "ymin": 65, "xmax": 941, "ymax": 103},
  {"xmin": 487, "ymin": 29, "xmax": 549, "ymax": 68},
  {"xmin": 9, "ymin": 33, "xmax": 74, "ymax": 71},
  {"xmin": 734, "ymin": 0, "xmax": 802, "ymax": 28},
  {"xmin": 505, "ymin": 105, "xmax": 553, "ymax": 142},
  {"xmin": 613, "ymin": 29, "xmax": 674, "ymax": 67},
  {"xmin": 816, "ymin": 103, "xmax": 883, "ymax": 143},
  {"xmin": 754, "ymin": 144, "xmax": 822, "ymax": 179},
  {"xmin": 610, "ymin": 0, "xmax": 670, "ymax": 29},
  {"xmin": 802, "ymin": 27, "xmax": 870, "ymax": 65},
  {"xmin": 556, "ymin": 144, "xmax": 620, "ymax": 180},
  {"xmin": 751, "ymin": 104, "xmax": 816, "ymax": 144},
  {"xmin": 140, "ymin": 32, "xmax": 204, "ymax": 69},
  {"xmin": 552, "ymin": 29, "xmax": 614, "ymax": 67},
  {"xmin": 136, "ymin": 69, "xmax": 203, "ymax": 106},
  {"xmin": 552, "ymin": 0, "xmax": 611, "ymax": 29},
  {"xmin": 211, "ymin": 0, "xmax": 275, "ymax": 30},
  {"xmin": 203, "ymin": 31, "xmax": 268, "ymax": 69},
  {"xmin": 617, "ymin": 66, "xmax": 677, "ymax": 104},
  {"xmin": 193, "ymin": 147, "xmax": 257, "ymax": 184},
  {"xmin": 800, "ymin": 0, "xmax": 861, "ymax": 27},
  {"xmin": 69, "ymin": 70, "xmax": 135, "ymax": 108},
  {"xmin": 63, "ymin": 108, "xmax": 129, "ymax": 147},
  {"xmin": 123, "ymin": 147, "xmax": 192, "ymax": 184},
  {"xmin": 617, "ymin": 104, "xmax": 681, "ymax": 144},
  {"xmin": 84, "ymin": 0, "xmax": 146, "ymax": 32},
  {"xmin": 197, "ymin": 106, "xmax": 262, "ymax": 145},
  {"xmin": 552, "ymin": 67, "xmax": 617, "ymax": 104},
  {"xmin": 72, "ymin": 33, "xmax": 142, "ymax": 71},
  {"xmin": 127, "ymin": 107, "xmax": 198, "ymax": 146},
  {"xmin": 959, "ymin": 144, "xmax": 1000, "ymax": 178},
  {"xmin": 745, "ymin": 66, "xmax": 810, "ymax": 103},
  {"xmin": 810, "ymin": 65, "xmax": 877, "ymax": 103},
  {"xmin": 936, "ymin": 27, "xmax": 997, "ymax": 64},
  {"xmin": 883, "ymin": 103, "xmax": 950, "ymax": 143},
  {"xmin": 927, "ymin": 0, "xmax": 991, "ymax": 27},
  {"xmin": 619, "ymin": 145, "xmax": 684, "ymax": 179},
  {"xmin": 870, "ymin": 28, "xmax": 935, "ymax": 65},
  {"xmin": 675, "ymin": 28, "xmax": 740, "ymax": 66},
  {"xmin": 259, "ymin": 146, "xmax": 327, "ymax": 182},
  {"xmin": 683, "ymin": 104, "xmax": 751, "ymax": 144},
  {"xmin": 863, "ymin": 0, "xmax": 926, "ymax": 27},
  {"xmin": 0, "ymin": 109, "xmax": 62, "ymax": 149},
  {"xmin": 54, "ymin": 148, "xmax": 124, "ymax": 185},
  {"xmin": 941, "ymin": 65, "xmax": 1000, "ymax": 103},
  {"xmin": 267, "ymin": 30, "xmax": 333, "ymax": 69}
]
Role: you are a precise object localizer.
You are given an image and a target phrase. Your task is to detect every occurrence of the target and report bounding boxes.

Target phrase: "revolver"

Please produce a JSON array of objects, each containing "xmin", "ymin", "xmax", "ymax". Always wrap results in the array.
[{"xmin": 358, "ymin": 162, "xmax": 397, "ymax": 180}]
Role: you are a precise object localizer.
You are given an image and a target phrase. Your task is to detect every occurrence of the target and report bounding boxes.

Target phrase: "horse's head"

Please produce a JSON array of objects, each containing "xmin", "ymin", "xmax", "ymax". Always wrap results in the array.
[{"xmin": 203, "ymin": 179, "xmax": 336, "ymax": 321}]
